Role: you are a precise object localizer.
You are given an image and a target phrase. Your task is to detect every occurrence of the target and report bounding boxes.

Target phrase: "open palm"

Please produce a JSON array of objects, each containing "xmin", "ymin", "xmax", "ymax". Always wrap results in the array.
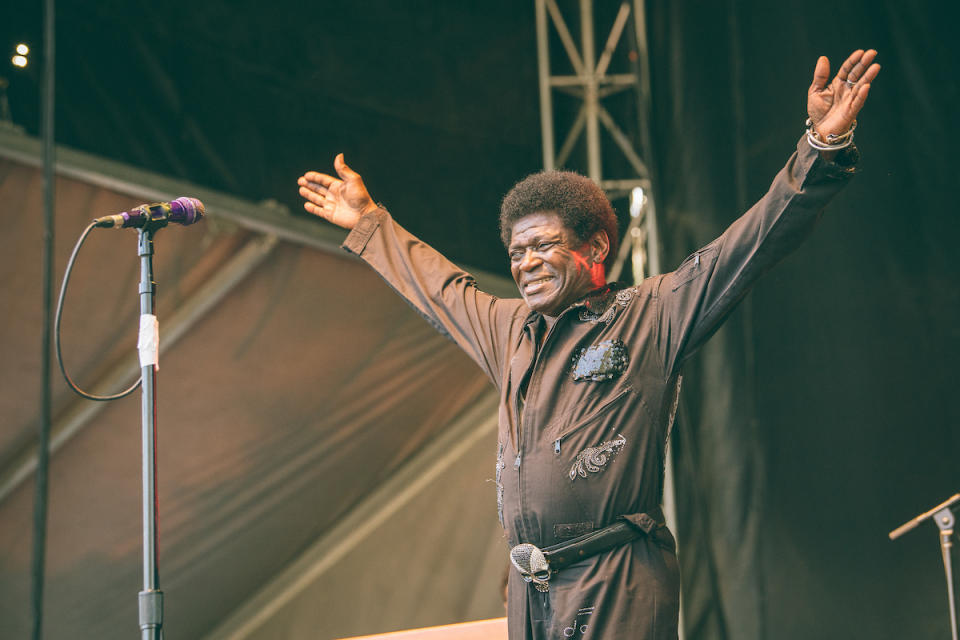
[
  {"xmin": 808, "ymin": 49, "xmax": 881, "ymax": 139},
  {"xmin": 297, "ymin": 154, "xmax": 379, "ymax": 230}
]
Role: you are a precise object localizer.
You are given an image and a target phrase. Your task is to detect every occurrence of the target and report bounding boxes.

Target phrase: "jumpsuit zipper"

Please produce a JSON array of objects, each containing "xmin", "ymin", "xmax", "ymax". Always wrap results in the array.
[{"xmin": 514, "ymin": 313, "xmax": 566, "ymax": 541}]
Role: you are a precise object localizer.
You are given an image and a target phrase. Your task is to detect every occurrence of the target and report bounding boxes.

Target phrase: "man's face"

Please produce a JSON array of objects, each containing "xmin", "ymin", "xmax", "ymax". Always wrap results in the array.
[{"xmin": 508, "ymin": 211, "xmax": 597, "ymax": 317}]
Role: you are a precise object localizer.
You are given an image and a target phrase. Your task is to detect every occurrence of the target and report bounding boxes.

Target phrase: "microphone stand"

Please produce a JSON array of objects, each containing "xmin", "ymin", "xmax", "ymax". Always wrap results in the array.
[
  {"xmin": 137, "ymin": 226, "xmax": 163, "ymax": 640},
  {"xmin": 890, "ymin": 494, "xmax": 960, "ymax": 640},
  {"xmin": 58, "ymin": 200, "xmax": 200, "ymax": 638}
]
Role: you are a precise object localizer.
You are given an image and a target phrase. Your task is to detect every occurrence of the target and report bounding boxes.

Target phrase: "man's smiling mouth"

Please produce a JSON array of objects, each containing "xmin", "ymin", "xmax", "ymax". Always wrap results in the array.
[{"xmin": 523, "ymin": 276, "xmax": 554, "ymax": 295}]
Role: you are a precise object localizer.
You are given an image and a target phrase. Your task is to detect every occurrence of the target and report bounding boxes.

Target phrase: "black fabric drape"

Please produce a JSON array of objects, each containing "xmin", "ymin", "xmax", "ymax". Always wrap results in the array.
[{"xmin": 646, "ymin": 1, "xmax": 960, "ymax": 638}]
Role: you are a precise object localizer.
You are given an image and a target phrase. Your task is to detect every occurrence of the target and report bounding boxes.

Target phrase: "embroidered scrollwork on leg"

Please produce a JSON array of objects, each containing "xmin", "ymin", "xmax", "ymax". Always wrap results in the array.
[{"xmin": 494, "ymin": 442, "xmax": 506, "ymax": 526}]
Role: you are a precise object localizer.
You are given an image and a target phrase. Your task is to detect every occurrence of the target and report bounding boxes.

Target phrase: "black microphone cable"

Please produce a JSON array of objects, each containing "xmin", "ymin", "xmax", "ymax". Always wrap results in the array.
[{"xmin": 55, "ymin": 221, "xmax": 142, "ymax": 401}]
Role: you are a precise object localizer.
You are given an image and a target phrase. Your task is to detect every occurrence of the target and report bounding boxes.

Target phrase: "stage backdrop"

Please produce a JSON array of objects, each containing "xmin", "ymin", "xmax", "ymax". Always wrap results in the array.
[
  {"xmin": 0, "ymin": 1, "xmax": 957, "ymax": 639},
  {"xmin": 646, "ymin": 1, "xmax": 960, "ymax": 639},
  {"xmin": 0, "ymin": 135, "xmax": 511, "ymax": 639}
]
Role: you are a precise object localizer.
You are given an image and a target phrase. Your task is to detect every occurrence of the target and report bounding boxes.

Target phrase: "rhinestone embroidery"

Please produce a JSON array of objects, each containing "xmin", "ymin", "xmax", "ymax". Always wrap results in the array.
[
  {"xmin": 578, "ymin": 286, "xmax": 637, "ymax": 324},
  {"xmin": 562, "ymin": 606, "xmax": 595, "ymax": 638},
  {"xmin": 569, "ymin": 434, "xmax": 627, "ymax": 481},
  {"xmin": 495, "ymin": 442, "xmax": 506, "ymax": 527},
  {"xmin": 571, "ymin": 339, "xmax": 630, "ymax": 381},
  {"xmin": 615, "ymin": 288, "xmax": 636, "ymax": 305},
  {"xmin": 579, "ymin": 305, "xmax": 616, "ymax": 325}
]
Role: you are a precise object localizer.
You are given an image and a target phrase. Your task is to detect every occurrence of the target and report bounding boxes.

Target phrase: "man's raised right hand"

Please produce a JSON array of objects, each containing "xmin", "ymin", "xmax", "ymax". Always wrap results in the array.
[{"xmin": 297, "ymin": 154, "xmax": 379, "ymax": 230}]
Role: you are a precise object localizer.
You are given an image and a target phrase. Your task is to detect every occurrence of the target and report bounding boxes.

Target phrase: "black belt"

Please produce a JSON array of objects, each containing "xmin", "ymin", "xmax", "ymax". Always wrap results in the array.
[{"xmin": 509, "ymin": 511, "xmax": 665, "ymax": 592}]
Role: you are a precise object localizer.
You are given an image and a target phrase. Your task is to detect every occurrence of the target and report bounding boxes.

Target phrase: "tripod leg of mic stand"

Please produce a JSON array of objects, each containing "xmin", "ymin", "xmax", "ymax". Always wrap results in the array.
[{"xmin": 935, "ymin": 507, "xmax": 958, "ymax": 640}]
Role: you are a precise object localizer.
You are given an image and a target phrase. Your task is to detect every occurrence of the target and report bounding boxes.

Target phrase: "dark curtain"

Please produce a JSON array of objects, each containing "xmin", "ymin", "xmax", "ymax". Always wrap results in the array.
[{"xmin": 646, "ymin": 1, "xmax": 960, "ymax": 638}]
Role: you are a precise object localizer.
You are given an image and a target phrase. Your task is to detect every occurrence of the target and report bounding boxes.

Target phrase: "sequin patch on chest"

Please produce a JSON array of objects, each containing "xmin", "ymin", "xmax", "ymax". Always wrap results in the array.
[
  {"xmin": 569, "ymin": 434, "xmax": 627, "ymax": 481},
  {"xmin": 571, "ymin": 339, "xmax": 629, "ymax": 381}
]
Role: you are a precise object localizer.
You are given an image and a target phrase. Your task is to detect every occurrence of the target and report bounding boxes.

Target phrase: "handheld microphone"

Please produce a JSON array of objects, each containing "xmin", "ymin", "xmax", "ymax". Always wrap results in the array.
[{"xmin": 93, "ymin": 197, "xmax": 204, "ymax": 229}]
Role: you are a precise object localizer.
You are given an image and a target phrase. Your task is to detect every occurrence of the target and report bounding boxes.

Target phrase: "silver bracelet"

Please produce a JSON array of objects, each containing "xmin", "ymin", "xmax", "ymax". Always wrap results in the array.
[{"xmin": 805, "ymin": 118, "xmax": 856, "ymax": 151}]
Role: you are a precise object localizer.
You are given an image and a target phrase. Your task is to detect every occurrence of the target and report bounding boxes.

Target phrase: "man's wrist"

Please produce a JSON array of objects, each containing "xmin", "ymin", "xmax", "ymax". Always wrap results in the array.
[
  {"xmin": 361, "ymin": 201, "xmax": 382, "ymax": 217},
  {"xmin": 806, "ymin": 118, "xmax": 857, "ymax": 152},
  {"xmin": 817, "ymin": 143, "xmax": 860, "ymax": 177}
]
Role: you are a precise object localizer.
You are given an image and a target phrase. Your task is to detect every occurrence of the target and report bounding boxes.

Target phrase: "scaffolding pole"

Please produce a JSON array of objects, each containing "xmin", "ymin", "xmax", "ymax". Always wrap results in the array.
[{"xmin": 534, "ymin": 2, "xmax": 682, "ymax": 637}]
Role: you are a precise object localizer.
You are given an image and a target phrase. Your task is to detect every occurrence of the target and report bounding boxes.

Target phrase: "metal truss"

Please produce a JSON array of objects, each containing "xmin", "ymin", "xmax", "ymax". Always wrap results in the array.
[
  {"xmin": 534, "ymin": 0, "xmax": 662, "ymax": 283},
  {"xmin": 535, "ymin": 4, "xmax": 682, "ymax": 635}
]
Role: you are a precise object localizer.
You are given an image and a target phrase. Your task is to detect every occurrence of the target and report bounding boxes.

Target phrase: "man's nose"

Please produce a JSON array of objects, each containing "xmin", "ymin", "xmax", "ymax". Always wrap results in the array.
[{"xmin": 519, "ymin": 249, "xmax": 542, "ymax": 271}]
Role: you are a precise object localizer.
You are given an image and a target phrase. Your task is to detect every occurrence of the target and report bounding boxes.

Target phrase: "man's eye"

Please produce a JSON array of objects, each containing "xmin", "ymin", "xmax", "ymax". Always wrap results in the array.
[
  {"xmin": 536, "ymin": 242, "xmax": 556, "ymax": 252},
  {"xmin": 509, "ymin": 250, "xmax": 525, "ymax": 261}
]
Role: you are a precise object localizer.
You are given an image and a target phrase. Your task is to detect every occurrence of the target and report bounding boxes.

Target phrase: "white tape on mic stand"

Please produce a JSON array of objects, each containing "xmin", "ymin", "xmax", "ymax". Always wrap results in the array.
[{"xmin": 138, "ymin": 314, "xmax": 159, "ymax": 371}]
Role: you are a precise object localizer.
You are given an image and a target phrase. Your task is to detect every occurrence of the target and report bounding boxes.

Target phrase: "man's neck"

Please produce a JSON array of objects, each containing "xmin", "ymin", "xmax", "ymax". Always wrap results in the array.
[{"xmin": 543, "ymin": 314, "xmax": 558, "ymax": 332}]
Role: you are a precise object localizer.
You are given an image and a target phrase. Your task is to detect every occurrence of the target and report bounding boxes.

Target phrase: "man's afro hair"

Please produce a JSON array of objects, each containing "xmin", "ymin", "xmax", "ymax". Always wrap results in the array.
[{"xmin": 499, "ymin": 170, "xmax": 619, "ymax": 272}]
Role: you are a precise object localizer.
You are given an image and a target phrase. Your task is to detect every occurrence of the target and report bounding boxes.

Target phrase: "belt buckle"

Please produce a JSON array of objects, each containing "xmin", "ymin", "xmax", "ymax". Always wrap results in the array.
[{"xmin": 509, "ymin": 543, "xmax": 552, "ymax": 592}]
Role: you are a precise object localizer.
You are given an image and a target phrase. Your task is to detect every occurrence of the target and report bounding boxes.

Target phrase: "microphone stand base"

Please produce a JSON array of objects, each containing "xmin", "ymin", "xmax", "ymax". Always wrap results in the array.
[{"xmin": 138, "ymin": 589, "xmax": 164, "ymax": 640}]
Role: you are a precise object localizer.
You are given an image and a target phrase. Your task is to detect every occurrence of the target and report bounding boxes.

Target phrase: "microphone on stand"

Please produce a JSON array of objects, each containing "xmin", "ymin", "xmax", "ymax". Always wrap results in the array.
[{"xmin": 93, "ymin": 197, "xmax": 204, "ymax": 229}]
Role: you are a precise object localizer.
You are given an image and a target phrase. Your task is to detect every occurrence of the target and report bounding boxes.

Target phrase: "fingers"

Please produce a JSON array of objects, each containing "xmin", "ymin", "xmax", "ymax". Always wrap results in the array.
[
  {"xmin": 296, "ymin": 153, "xmax": 367, "ymax": 225},
  {"xmin": 846, "ymin": 49, "xmax": 878, "ymax": 83},
  {"xmin": 297, "ymin": 176, "xmax": 326, "ymax": 196},
  {"xmin": 334, "ymin": 153, "xmax": 361, "ymax": 181},
  {"xmin": 847, "ymin": 83, "xmax": 871, "ymax": 117},
  {"xmin": 298, "ymin": 169, "xmax": 339, "ymax": 204},
  {"xmin": 810, "ymin": 55, "xmax": 830, "ymax": 93},
  {"xmin": 298, "ymin": 181, "xmax": 329, "ymax": 212},
  {"xmin": 298, "ymin": 170, "xmax": 338, "ymax": 191},
  {"xmin": 829, "ymin": 82, "xmax": 872, "ymax": 126},
  {"xmin": 302, "ymin": 199, "xmax": 326, "ymax": 217},
  {"xmin": 298, "ymin": 153, "xmax": 358, "ymax": 189},
  {"xmin": 843, "ymin": 51, "xmax": 879, "ymax": 118},
  {"xmin": 837, "ymin": 49, "xmax": 865, "ymax": 82},
  {"xmin": 860, "ymin": 61, "xmax": 881, "ymax": 86},
  {"xmin": 298, "ymin": 180, "xmax": 325, "ymax": 201}
]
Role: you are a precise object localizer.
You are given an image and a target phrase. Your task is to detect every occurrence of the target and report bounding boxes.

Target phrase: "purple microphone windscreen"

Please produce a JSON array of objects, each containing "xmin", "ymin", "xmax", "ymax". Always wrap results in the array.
[{"xmin": 169, "ymin": 197, "xmax": 204, "ymax": 225}]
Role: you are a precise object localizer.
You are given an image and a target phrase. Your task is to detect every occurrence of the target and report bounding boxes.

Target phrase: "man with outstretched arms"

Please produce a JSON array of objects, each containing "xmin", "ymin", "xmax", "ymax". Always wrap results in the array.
[{"xmin": 297, "ymin": 50, "xmax": 879, "ymax": 640}]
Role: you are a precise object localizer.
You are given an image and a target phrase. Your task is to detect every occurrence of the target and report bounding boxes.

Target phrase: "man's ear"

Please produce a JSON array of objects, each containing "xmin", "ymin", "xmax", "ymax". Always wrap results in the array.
[{"xmin": 589, "ymin": 230, "xmax": 610, "ymax": 265}]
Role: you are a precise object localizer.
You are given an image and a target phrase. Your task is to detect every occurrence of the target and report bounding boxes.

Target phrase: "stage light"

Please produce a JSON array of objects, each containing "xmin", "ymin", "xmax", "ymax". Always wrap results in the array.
[
  {"xmin": 12, "ymin": 55, "xmax": 27, "ymax": 68},
  {"xmin": 16, "ymin": 44, "xmax": 29, "ymax": 56},
  {"xmin": 629, "ymin": 187, "xmax": 644, "ymax": 218}
]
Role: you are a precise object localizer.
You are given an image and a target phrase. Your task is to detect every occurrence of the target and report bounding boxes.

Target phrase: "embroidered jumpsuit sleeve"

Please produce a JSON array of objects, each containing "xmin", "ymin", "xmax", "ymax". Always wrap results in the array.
[
  {"xmin": 655, "ymin": 138, "xmax": 858, "ymax": 376},
  {"xmin": 342, "ymin": 208, "xmax": 528, "ymax": 388}
]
